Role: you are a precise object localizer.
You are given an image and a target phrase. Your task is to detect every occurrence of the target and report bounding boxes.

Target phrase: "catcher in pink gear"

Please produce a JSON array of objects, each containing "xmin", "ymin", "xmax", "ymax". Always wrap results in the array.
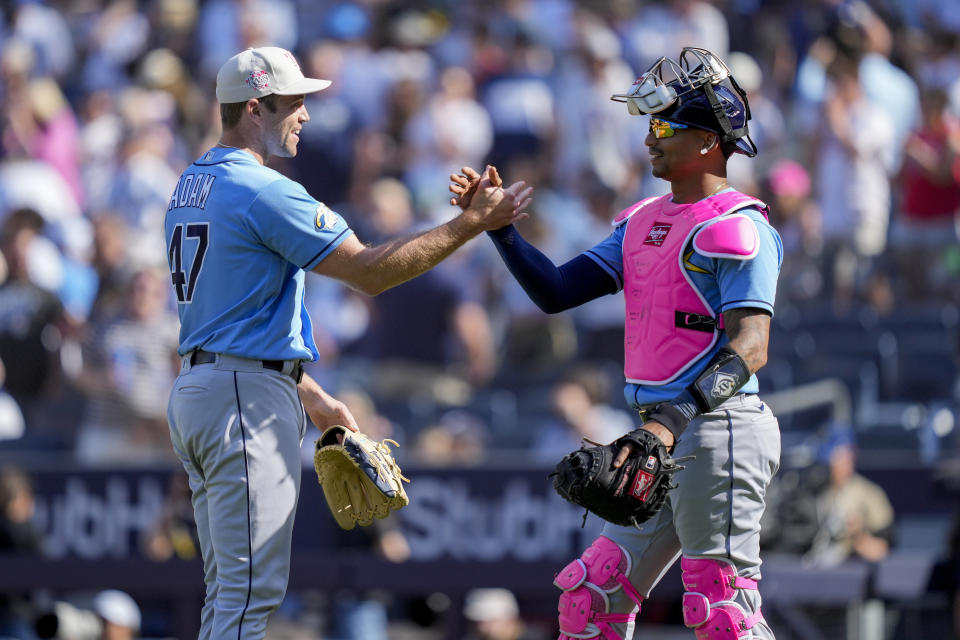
[{"xmin": 452, "ymin": 48, "xmax": 781, "ymax": 640}]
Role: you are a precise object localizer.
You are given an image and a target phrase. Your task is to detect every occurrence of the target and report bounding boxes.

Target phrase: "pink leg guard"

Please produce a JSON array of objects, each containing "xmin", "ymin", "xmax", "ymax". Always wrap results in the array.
[
  {"xmin": 553, "ymin": 536, "xmax": 645, "ymax": 640},
  {"xmin": 681, "ymin": 557, "xmax": 765, "ymax": 640}
]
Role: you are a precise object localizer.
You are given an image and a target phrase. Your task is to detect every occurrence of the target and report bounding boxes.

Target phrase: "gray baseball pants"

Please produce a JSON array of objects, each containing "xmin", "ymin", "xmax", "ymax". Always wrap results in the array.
[
  {"xmin": 167, "ymin": 353, "xmax": 306, "ymax": 640},
  {"xmin": 603, "ymin": 393, "xmax": 781, "ymax": 639}
]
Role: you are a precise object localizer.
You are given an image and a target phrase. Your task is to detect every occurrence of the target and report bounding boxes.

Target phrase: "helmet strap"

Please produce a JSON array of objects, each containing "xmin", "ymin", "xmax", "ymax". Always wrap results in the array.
[
  {"xmin": 702, "ymin": 82, "xmax": 746, "ymax": 143},
  {"xmin": 700, "ymin": 78, "xmax": 758, "ymax": 156}
]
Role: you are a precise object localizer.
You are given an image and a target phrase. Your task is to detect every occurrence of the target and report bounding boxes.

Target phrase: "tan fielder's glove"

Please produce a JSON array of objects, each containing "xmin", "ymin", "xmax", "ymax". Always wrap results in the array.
[{"xmin": 314, "ymin": 425, "xmax": 410, "ymax": 529}]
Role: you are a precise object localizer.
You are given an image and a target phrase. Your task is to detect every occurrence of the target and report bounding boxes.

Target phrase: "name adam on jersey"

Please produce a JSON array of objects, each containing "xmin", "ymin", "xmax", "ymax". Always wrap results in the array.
[{"xmin": 168, "ymin": 172, "xmax": 217, "ymax": 211}]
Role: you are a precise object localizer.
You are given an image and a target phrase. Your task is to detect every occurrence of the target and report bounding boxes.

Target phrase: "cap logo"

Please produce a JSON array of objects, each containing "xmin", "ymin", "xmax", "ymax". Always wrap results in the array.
[{"xmin": 246, "ymin": 69, "xmax": 270, "ymax": 91}]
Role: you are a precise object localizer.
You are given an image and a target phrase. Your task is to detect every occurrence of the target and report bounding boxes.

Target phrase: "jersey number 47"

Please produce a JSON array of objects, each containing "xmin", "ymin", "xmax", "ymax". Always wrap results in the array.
[{"xmin": 168, "ymin": 222, "xmax": 209, "ymax": 304}]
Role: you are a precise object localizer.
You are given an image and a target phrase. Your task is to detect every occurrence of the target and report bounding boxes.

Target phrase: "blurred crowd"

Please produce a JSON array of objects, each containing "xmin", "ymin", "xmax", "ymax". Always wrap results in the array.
[
  {"xmin": 0, "ymin": 0, "xmax": 955, "ymax": 473},
  {"xmin": 0, "ymin": 2, "xmax": 956, "ymax": 636}
]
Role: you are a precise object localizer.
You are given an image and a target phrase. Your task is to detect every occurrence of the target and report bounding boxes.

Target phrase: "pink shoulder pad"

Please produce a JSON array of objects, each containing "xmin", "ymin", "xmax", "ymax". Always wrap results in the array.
[
  {"xmin": 692, "ymin": 214, "xmax": 760, "ymax": 260},
  {"xmin": 612, "ymin": 197, "xmax": 659, "ymax": 227}
]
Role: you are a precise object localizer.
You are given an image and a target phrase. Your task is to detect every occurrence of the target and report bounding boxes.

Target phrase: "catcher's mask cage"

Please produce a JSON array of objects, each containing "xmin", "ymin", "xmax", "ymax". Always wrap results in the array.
[{"xmin": 611, "ymin": 47, "xmax": 758, "ymax": 157}]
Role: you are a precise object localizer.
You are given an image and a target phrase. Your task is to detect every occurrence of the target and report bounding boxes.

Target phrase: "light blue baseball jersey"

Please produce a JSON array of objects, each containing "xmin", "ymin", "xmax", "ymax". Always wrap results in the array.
[
  {"xmin": 583, "ymin": 202, "xmax": 783, "ymax": 409},
  {"xmin": 163, "ymin": 147, "xmax": 353, "ymax": 361}
]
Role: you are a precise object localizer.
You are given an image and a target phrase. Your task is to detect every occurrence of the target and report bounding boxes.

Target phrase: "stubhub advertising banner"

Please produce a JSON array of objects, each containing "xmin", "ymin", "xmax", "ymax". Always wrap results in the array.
[{"xmin": 26, "ymin": 464, "xmax": 604, "ymax": 562}]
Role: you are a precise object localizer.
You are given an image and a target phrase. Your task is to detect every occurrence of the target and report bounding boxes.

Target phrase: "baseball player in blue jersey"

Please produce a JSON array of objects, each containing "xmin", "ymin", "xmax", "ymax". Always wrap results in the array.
[
  {"xmin": 164, "ymin": 46, "xmax": 531, "ymax": 639},
  {"xmin": 452, "ymin": 48, "xmax": 781, "ymax": 639}
]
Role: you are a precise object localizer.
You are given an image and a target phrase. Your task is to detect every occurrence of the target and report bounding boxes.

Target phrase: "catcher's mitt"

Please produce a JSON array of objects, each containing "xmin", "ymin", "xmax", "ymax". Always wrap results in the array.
[
  {"xmin": 551, "ymin": 429, "xmax": 686, "ymax": 528},
  {"xmin": 314, "ymin": 425, "xmax": 410, "ymax": 530}
]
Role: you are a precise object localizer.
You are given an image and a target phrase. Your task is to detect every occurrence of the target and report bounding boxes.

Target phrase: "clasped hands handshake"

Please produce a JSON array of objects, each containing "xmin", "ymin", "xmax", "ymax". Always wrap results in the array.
[{"xmin": 448, "ymin": 165, "xmax": 533, "ymax": 231}]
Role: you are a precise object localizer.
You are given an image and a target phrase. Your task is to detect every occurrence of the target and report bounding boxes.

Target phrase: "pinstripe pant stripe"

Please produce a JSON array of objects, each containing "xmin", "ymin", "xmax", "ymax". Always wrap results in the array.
[{"xmin": 233, "ymin": 372, "xmax": 254, "ymax": 639}]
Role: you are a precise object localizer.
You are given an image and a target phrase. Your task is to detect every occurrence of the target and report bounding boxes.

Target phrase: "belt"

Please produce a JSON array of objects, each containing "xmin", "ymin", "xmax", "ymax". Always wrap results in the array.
[{"xmin": 189, "ymin": 350, "xmax": 304, "ymax": 383}]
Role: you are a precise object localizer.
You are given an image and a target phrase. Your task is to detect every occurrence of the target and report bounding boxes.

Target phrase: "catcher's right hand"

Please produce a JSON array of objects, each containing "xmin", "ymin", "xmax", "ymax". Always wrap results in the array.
[
  {"xmin": 314, "ymin": 425, "xmax": 410, "ymax": 530},
  {"xmin": 449, "ymin": 165, "xmax": 502, "ymax": 209},
  {"xmin": 614, "ymin": 419, "xmax": 675, "ymax": 467},
  {"xmin": 551, "ymin": 429, "xmax": 687, "ymax": 528}
]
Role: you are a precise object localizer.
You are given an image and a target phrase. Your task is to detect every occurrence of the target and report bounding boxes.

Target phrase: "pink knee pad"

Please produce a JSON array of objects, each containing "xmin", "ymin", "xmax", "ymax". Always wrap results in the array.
[
  {"xmin": 553, "ymin": 537, "xmax": 644, "ymax": 640},
  {"xmin": 680, "ymin": 557, "xmax": 763, "ymax": 639}
]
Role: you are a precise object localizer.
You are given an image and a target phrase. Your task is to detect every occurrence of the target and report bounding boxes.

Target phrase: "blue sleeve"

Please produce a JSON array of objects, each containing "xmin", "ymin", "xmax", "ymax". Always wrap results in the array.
[
  {"xmin": 487, "ymin": 226, "xmax": 618, "ymax": 313},
  {"xmin": 247, "ymin": 178, "xmax": 354, "ymax": 270},
  {"xmin": 714, "ymin": 212, "xmax": 782, "ymax": 315},
  {"xmin": 582, "ymin": 224, "xmax": 626, "ymax": 290}
]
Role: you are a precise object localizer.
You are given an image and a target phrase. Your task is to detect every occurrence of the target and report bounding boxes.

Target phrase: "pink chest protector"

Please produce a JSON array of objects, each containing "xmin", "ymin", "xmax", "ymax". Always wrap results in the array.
[{"xmin": 617, "ymin": 191, "xmax": 767, "ymax": 385}]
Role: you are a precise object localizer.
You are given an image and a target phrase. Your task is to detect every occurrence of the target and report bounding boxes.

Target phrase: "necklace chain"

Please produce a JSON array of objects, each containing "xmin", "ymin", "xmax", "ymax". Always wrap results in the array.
[
  {"xmin": 678, "ymin": 181, "xmax": 729, "ymax": 205},
  {"xmin": 707, "ymin": 181, "xmax": 729, "ymax": 198},
  {"xmin": 216, "ymin": 142, "xmax": 239, "ymax": 149}
]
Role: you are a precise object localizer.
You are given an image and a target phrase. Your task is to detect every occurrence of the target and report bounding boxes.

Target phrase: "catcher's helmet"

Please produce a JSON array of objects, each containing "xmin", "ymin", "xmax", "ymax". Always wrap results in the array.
[{"xmin": 611, "ymin": 47, "xmax": 757, "ymax": 157}]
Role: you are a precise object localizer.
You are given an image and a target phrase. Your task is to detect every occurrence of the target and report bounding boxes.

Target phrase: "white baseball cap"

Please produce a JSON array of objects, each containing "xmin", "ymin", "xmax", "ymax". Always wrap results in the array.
[
  {"xmin": 92, "ymin": 590, "xmax": 141, "ymax": 629},
  {"xmin": 463, "ymin": 588, "xmax": 519, "ymax": 622},
  {"xmin": 216, "ymin": 46, "xmax": 331, "ymax": 104}
]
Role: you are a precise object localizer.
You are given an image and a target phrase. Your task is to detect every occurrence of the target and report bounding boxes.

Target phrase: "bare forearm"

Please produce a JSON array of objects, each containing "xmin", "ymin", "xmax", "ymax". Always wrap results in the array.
[
  {"xmin": 297, "ymin": 372, "xmax": 333, "ymax": 415},
  {"xmin": 298, "ymin": 372, "xmax": 358, "ymax": 431},
  {"xmin": 354, "ymin": 216, "xmax": 479, "ymax": 294},
  {"xmin": 723, "ymin": 308, "xmax": 771, "ymax": 373},
  {"xmin": 315, "ymin": 169, "xmax": 529, "ymax": 294}
]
